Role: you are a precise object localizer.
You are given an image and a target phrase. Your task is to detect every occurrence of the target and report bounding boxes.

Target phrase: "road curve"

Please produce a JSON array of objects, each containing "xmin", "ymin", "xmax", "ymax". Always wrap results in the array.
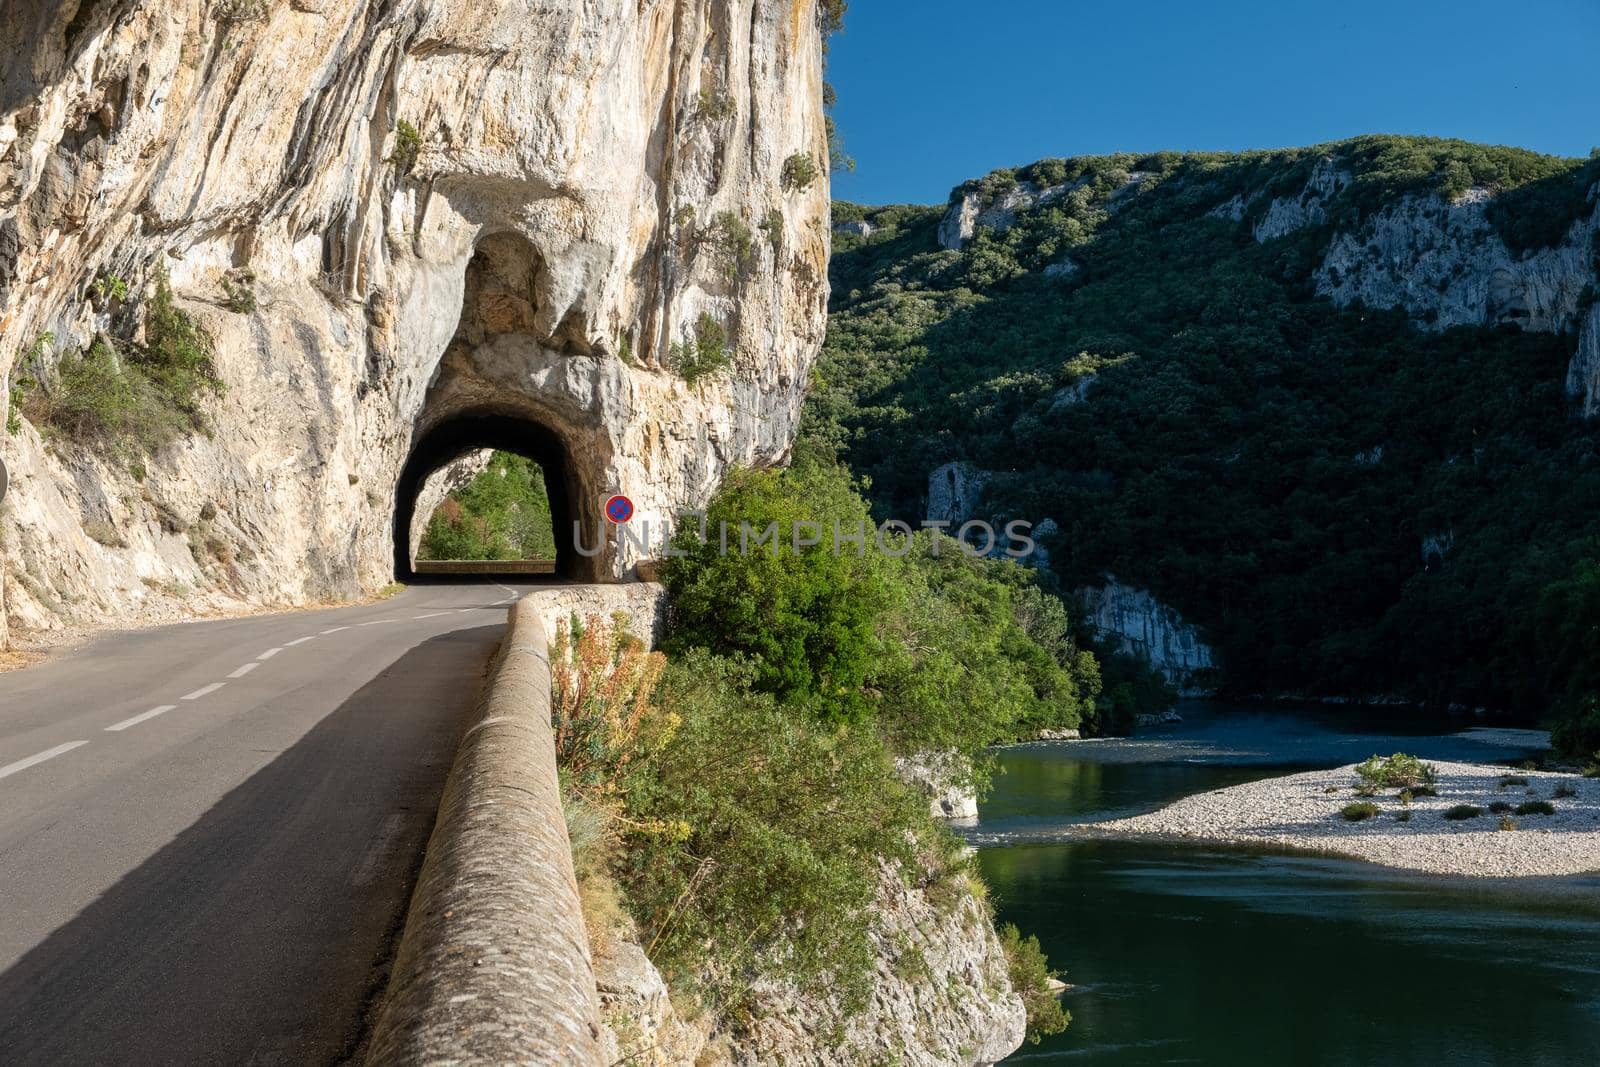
[{"xmin": 0, "ymin": 580, "xmax": 538, "ymax": 1066}]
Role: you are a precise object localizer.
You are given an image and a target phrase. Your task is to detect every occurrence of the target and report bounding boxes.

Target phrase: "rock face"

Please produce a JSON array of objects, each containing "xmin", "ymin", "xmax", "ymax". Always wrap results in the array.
[
  {"xmin": 0, "ymin": 0, "xmax": 831, "ymax": 641},
  {"xmin": 598, "ymin": 858, "xmax": 1025, "ymax": 1067},
  {"xmin": 1251, "ymin": 158, "xmax": 1351, "ymax": 241},
  {"xmin": 732, "ymin": 861, "xmax": 1027, "ymax": 1066},
  {"xmin": 895, "ymin": 752, "xmax": 979, "ymax": 821},
  {"xmin": 406, "ymin": 447, "xmax": 492, "ymax": 563},
  {"xmin": 926, "ymin": 460, "xmax": 990, "ymax": 526},
  {"xmin": 1316, "ymin": 186, "xmax": 1599, "ymax": 338},
  {"xmin": 1077, "ymin": 577, "xmax": 1216, "ymax": 693},
  {"xmin": 1243, "ymin": 157, "xmax": 1600, "ymax": 413},
  {"xmin": 939, "ymin": 179, "xmax": 1080, "ymax": 251}
]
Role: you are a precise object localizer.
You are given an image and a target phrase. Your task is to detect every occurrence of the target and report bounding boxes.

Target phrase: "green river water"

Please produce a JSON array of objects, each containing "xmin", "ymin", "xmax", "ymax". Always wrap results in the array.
[{"xmin": 973, "ymin": 706, "xmax": 1600, "ymax": 1065}]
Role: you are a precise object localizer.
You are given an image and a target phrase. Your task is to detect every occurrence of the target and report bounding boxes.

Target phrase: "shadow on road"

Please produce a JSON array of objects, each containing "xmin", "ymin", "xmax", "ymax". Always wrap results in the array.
[{"xmin": 0, "ymin": 626, "xmax": 500, "ymax": 1067}]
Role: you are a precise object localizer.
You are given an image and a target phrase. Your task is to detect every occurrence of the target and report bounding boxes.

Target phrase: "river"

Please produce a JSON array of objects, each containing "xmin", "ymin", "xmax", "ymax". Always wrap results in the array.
[{"xmin": 973, "ymin": 704, "xmax": 1600, "ymax": 1065}]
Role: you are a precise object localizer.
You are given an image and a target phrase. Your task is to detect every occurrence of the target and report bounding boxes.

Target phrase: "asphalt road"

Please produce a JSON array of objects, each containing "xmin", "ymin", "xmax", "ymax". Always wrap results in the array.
[{"xmin": 0, "ymin": 580, "xmax": 536, "ymax": 1066}]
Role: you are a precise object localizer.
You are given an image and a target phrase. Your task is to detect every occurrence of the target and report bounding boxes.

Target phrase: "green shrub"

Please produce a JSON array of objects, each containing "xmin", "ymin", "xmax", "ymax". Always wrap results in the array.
[
  {"xmin": 999, "ymin": 923, "xmax": 1070, "ymax": 1045},
  {"xmin": 618, "ymin": 650, "xmax": 925, "ymax": 1015},
  {"xmin": 1443, "ymin": 804, "xmax": 1484, "ymax": 820},
  {"xmin": 1394, "ymin": 809, "xmax": 1413, "ymax": 822},
  {"xmin": 700, "ymin": 211, "xmax": 754, "ymax": 278},
  {"xmin": 662, "ymin": 461, "xmax": 891, "ymax": 724},
  {"xmin": 220, "ymin": 269, "xmax": 256, "ymax": 313},
  {"xmin": 819, "ymin": 0, "xmax": 847, "ymax": 34},
  {"xmin": 1356, "ymin": 753, "xmax": 1437, "ymax": 788},
  {"xmin": 1552, "ymin": 700, "xmax": 1600, "ymax": 761},
  {"xmin": 667, "ymin": 312, "xmax": 733, "ymax": 383},
  {"xmin": 388, "ymin": 119, "xmax": 422, "ymax": 173},
  {"xmin": 1340, "ymin": 802, "xmax": 1380, "ymax": 821},
  {"xmin": 1409, "ymin": 784, "xmax": 1439, "ymax": 798},
  {"xmin": 697, "ymin": 88, "xmax": 736, "ymax": 121},
  {"xmin": 1499, "ymin": 774, "xmax": 1529, "ymax": 789},
  {"xmin": 1553, "ymin": 782, "xmax": 1578, "ymax": 798},
  {"xmin": 1488, "ymin": 800, "xmax": 1513, "ymax": 814},
  {"xmin": 1514, "ymin": 799, "xmax": 1556, "ymax": 816},
  {"xmin": 782, "ymin": 152, "xmax": 820, "ymax": 192},
  {"xmin": 663, "ymin": 460, "xmax": 1097, "ymax": 747}
]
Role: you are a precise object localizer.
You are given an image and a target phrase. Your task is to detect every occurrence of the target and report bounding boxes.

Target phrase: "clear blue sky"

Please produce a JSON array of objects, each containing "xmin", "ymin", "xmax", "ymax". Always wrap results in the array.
[{"xmin": 826, "ymin": 0, "xmax": 1600, "ymax": 205}]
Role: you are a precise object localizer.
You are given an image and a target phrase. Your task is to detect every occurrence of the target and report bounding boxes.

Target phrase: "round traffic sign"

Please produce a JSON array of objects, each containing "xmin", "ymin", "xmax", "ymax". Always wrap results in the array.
[{"xmin": 604, "ymin": 493, "xmax": 634, "ymax": 524}]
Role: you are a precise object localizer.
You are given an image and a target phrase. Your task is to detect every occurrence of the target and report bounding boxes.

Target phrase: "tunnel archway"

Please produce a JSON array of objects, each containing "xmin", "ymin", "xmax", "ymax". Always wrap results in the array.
[{"xmin": 392, "ymin": 412, "xmax": 585, "ymax": 582}]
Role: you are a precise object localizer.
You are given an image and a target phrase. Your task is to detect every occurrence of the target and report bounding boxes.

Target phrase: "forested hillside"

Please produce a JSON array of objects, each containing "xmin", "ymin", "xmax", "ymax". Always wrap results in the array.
[{"xmin": 804, "ymin": 137, "xmax": 1600, "ymax": 749}]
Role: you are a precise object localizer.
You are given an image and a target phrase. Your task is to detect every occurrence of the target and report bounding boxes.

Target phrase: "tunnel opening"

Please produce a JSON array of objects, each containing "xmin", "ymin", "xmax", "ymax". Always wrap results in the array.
[{"xmin": 393, "ymin": 413, "xmax": 583, "ymax": 583}]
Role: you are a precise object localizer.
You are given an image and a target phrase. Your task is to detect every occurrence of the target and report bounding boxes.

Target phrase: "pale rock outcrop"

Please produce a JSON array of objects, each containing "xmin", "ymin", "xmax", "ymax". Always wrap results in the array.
[
  {"xmin": 833, "ymin": 218, "xmax": 875, "ymax": 238},
  {"xmin": 1042, "ymin": 256, "xmax": 1079, "ymax": 279},
  {"xmin": 1047, "ymin": 374, "xmax": 1095, "ymax": 409},
  {"xmin": 896, "ymin": 752, "xmax": 979, "ymax": 821},
  {"xmin": 1567, "ymin": 303, "xmax": 1600, "ymax": 417},
  {"xmin": 938, "ymin": 190, "xmax": 982, "ymax": 251},
  {"xmin": 1312, "ymin": 175, "xmax": 1600, "ymax": 411},
  {"xmin": 1077, "ymin": 577, "xmax": 1216, "ymax": 693},
  {"xmin": 597, "ymin": 859, "xmax": 1027, "ymax": 1067},
  {"xmin": 939, "ymin": 179, "xmax": 1080, "ymax": 250},
  {"xmin": 732, "ymin": 861, "xmax": 1027, "ymax": 1067},
  {"xmin": 406, "ymin": 447, "xmax": 492, "ymax": 563},
  {"xmin": 596, "ymin": 940, "xmax": 715, "ymax": 1067},
  {"xmin": 1252, "ymin": 158, "xmax": 1351, "ymax": 241},
  {"xmin": 926, "ymin": 460, "xmax": 990, "ymax": 526},
  {"xmin": 0, "ymin": 0, "xmax": 831, "ymax": 640}
]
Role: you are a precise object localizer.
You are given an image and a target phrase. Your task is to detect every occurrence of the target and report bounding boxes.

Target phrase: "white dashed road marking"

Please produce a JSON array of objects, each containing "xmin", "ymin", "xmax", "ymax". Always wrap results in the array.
[
  {"xmin": 2, "ymin": 589, "xmax": 493, "ymax": 780},
  {"xmin": 0, "ymin": 741, "xmax": 90, "ymax": 780},
  {"xmin": 105, "ymin": 706, "xmax": 178, "ymax": 733}
]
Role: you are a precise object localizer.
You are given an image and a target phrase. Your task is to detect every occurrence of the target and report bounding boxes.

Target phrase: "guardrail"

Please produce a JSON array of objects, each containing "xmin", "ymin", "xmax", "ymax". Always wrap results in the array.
[{"xmin": 364, "ymin": 584, "xmax": 665, "ymax": 1066}]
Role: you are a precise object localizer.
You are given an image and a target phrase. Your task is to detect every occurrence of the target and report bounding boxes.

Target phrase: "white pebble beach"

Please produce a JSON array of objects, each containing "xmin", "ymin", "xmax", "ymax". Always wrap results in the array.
[{"xmin": 1090, "ymin": 760, "xmax": 1600, "ymax": 878}]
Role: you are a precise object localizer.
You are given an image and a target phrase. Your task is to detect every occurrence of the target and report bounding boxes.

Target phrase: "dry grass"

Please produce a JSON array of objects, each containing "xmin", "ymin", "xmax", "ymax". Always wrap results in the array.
[{"xmin": 0, "ymin": 648, "xmax": 47, "ymax": 673}]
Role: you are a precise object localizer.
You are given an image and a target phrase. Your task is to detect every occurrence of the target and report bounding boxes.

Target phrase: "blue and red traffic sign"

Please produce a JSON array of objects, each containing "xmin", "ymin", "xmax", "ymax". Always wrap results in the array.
[{"xmin": 604, "ymin": 494, "xmax": 634, "ymax": 524}]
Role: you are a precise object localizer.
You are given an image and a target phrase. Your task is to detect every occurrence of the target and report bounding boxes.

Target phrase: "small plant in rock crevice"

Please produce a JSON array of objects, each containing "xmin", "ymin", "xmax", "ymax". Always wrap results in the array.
[
  {"xmin": 387, "ymin": 119, "xmax": 422, "ymax": 174},
  {"xmin": 781, "ymin": 152, "xmax": 820, "ymax": 193},
  {"xmin": 221, "ymin": 268, "xmax": 257, "ymax": 313},
  {"xmin": 698, "ymin": 211, "xmax": 755, "ymax": 280},
  {"xmin": 668, "ymin": 312, "xmax": 733, "ymax": 384}
]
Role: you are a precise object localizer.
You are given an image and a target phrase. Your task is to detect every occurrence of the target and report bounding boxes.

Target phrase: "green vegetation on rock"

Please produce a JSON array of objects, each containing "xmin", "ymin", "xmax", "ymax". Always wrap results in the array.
[
  {"xmin": 418, "ymin": 451, "xmax": 555, "ymax": 561},
  {"xmin": 20, "ymin": 268, "xmax": 223, "ymax": 455},
  {"xmin": 804, "ymin": 135, "xmax": 1600, "ymax": 740}
]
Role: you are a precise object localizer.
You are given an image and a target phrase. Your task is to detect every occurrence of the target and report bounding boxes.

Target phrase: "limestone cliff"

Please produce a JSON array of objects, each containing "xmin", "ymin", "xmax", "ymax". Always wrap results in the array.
[
  {"xmin": 597, "ymin": 860, "xmax": 1027, "ymax": 1067},
  {"xmin": 0, "ymin": 0, "xmax": 832, "ymax": 643}
]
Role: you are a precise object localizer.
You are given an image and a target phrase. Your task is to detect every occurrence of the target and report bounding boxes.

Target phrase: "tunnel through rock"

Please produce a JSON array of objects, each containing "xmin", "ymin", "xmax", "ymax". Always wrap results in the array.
[{"xmin": 392, "ymin": 414, "xmax": 585, "ymax": 582}]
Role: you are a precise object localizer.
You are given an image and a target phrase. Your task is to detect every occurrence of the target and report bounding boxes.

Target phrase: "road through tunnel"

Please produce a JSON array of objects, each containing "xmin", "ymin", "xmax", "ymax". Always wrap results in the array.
[{"xmin": 392, "ymin": 413, "xmax": 592, "ymax": 582}]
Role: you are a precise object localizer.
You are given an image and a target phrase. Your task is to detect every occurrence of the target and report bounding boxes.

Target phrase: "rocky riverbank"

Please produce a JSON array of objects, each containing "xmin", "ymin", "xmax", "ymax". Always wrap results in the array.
[{"xmin": 1090, "ymin": 760, "xmax": 1600, "ymax": 878}]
